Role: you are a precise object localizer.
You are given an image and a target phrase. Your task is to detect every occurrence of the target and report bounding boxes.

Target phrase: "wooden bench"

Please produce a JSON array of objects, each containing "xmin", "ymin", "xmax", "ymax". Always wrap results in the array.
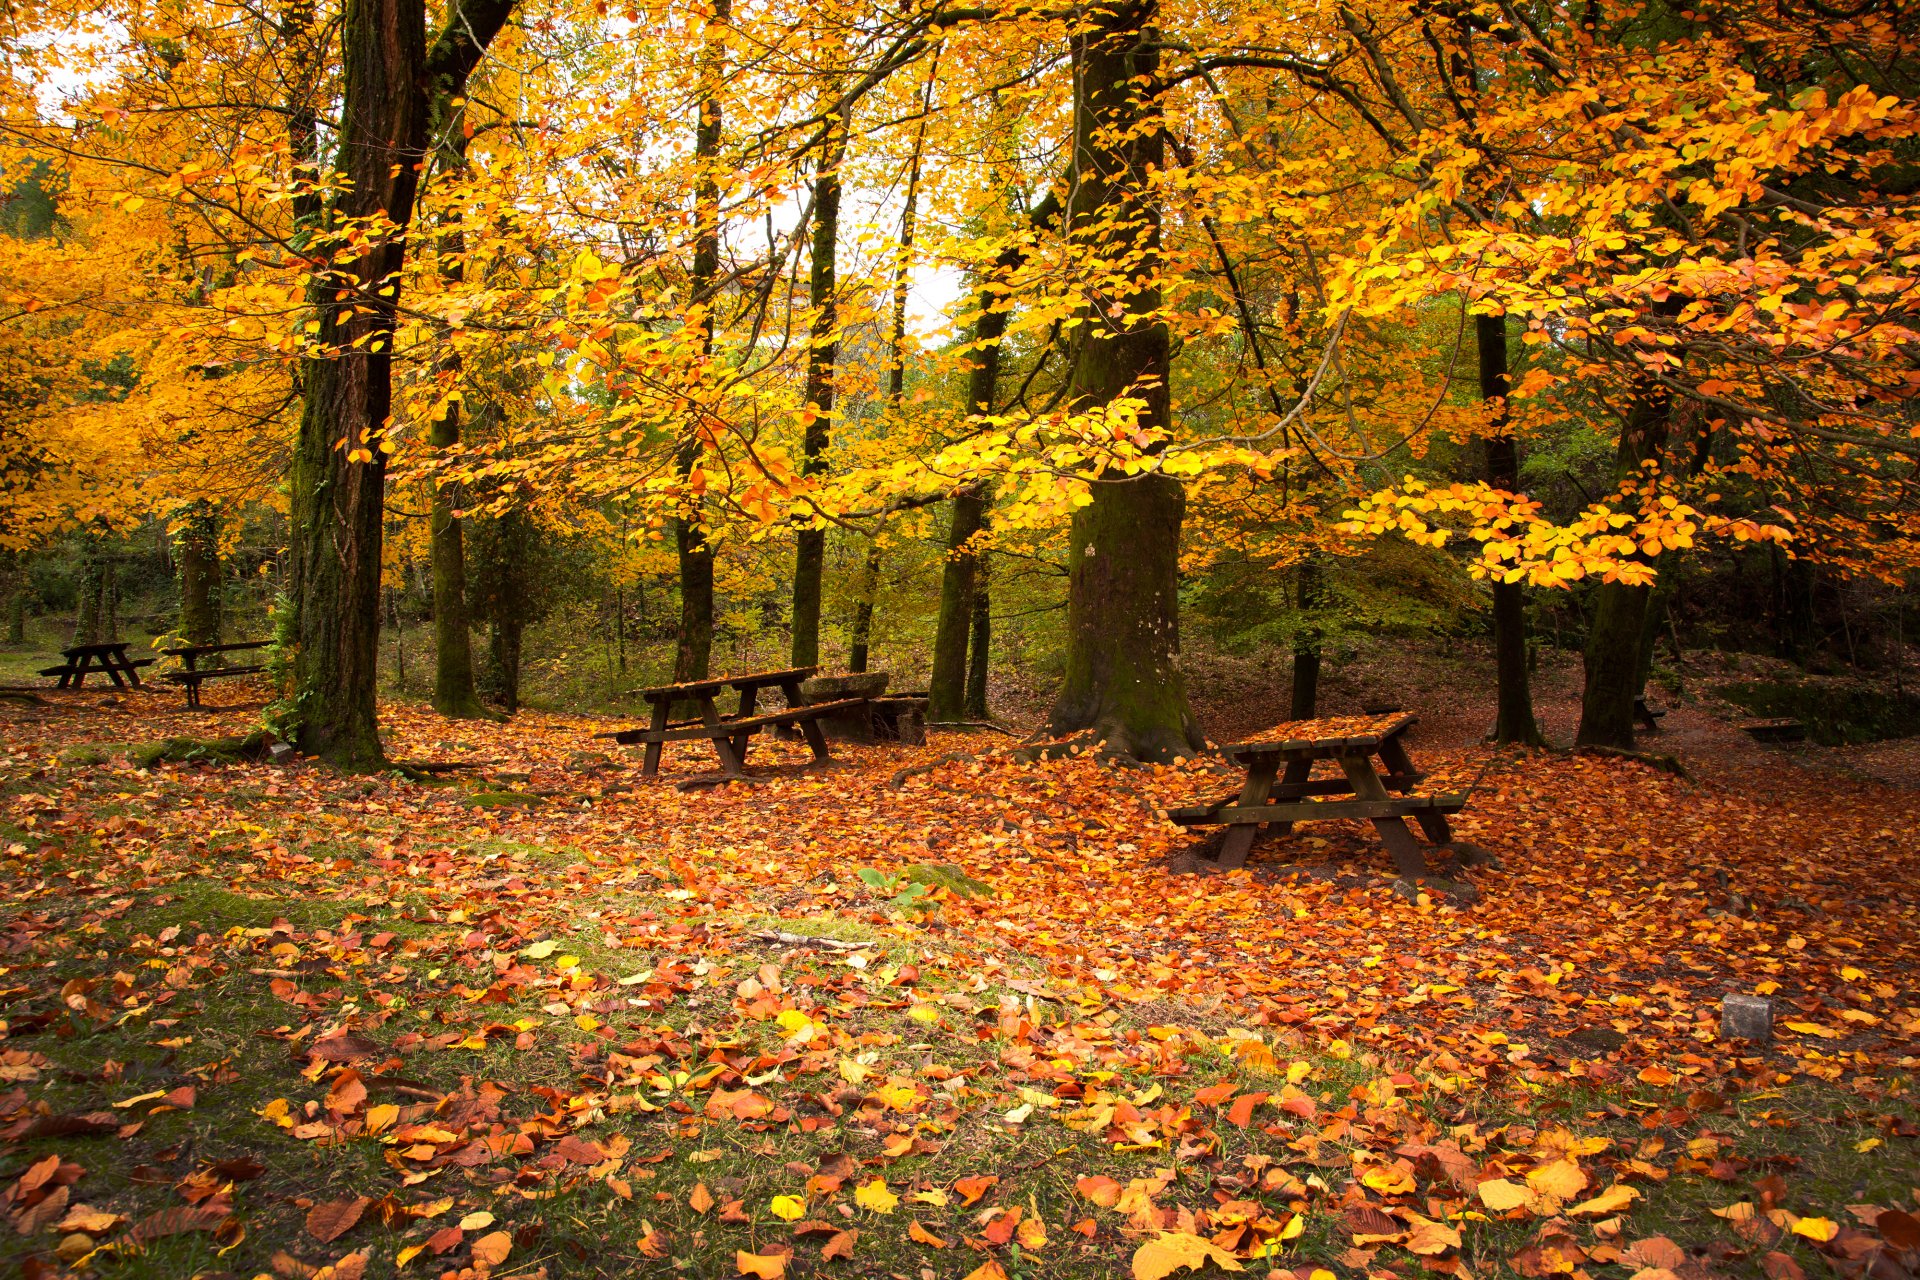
[
  {"xmin": 1635, "ymin": 696, "xmax": 1668, "ymax": 730},
  {"xmin": 159, "ymin": 640, "xmax": 273, "ymax": 708},
  {"xmin": 39, "ymin": 652, "xmax": 155, "ymax": 688}
]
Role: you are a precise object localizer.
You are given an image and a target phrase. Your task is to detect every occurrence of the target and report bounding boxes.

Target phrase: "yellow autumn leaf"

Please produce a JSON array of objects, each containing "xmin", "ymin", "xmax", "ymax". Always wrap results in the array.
[
  {"xmin": 364, "ymin": 1103, "xmax": 399, "ymax": 1136},
  {"xmin": 1568, "ymin": 1183, "xmax": 1640, "ymax": 1217},
  {"xmin": 1363, "ymin": 1166, "xmax": 1416, "ymax": 1196},
  {"xmin": 854, "ymin": 1179, "xmax": 898, "ymax": 1214},
  {"xmin": 1792, "ymin": 1217, "xmax": 1839, "ymax": 1243},
  {"xmin": 1131, "ymin": 1231, "xmax": 1246, "ymax": 1280},
  {"xmin": 1477, "ymin": 1178, "xmax": 1532, "ymax": 1212},
  {"xmin": 769, "ymin": 1195, "xmax": 805, "ymax": 1222},
  {"xmin": 1526, "ymin": 1159, "xmax": 1587, "ymax": 1201},
  {"xmin": 736, "ymin": 1249, "xmax": 787, "ymax": 1278}
]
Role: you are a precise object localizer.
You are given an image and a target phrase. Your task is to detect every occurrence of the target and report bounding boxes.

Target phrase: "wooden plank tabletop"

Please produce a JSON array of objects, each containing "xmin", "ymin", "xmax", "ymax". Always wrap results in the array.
[
  {"xmin": 161, "ymin": 640, "xmax": 272, "ymax": 657},
  {"xmin": 1219, "ymin": 712, "xmax": 1416, "ymax": 758},
  {"xmin": 637, "ymin": 666, "xmax": 819, "ymax": 701}
]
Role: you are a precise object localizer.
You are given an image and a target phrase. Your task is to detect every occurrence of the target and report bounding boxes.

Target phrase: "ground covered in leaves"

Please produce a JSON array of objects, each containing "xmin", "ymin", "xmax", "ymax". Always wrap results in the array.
[{"xmin": 0, "ymin": 678, "xmax": 1915, "ymax": 1280}]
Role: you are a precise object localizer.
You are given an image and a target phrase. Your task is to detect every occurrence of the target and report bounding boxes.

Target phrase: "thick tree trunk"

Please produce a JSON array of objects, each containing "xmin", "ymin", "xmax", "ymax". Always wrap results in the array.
[
  {"xmin": 488, "ymin": 618, "xmax": 524, "ymax": 713},
  {"xmin": 1479, "ymin": 314, "xmax": 1546, "ymax": 746},
  {"xmin": 847, "ymin": 540, "xmax": 880, "ymax": 673},
  {"xmin": 789, "ymin": 124, "xmax": 844, "ymax": 670},
  {"xmin": 673, "ymin": 0, "xmax": 727, "ymax": 683},
  {"xmin": 1577, "ymin": 381, "xmax": 1673, "ymax": 748},
  {"xmin": 284, "ymin": 0, "xmax": 515, "ymax": 766},
  {"xmin": 965, "ymin": 560, "xmax": 990, "ymax": 720},
  {"xmin": 1046, "ymin": 0, "xmax": 1201, "ymax": 761},
  {"xmin": 177, "ymin": 502, "xmax": 221, "ymax": 646},
  {"xmin": 73, "ymin": 544, "xmax": 104, "ymax": 645}
]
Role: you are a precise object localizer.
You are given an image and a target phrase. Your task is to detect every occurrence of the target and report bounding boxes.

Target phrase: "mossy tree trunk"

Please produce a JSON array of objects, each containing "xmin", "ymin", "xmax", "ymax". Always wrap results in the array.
[
  {"xmin": 789, "ymin": 121, "xmax": 844, "ymax": 671},
  {"xmin": 73, "ymin": 541, "xmax": 104, "ymax": 645},
  {"xmin": 1046, "ymin": 0, "xmax": 1201, "ymax": 761},
  {"xmin": 928, "ymin": 488, "xmax": 985, "ymax": 720},
  {"xmin": 1479, "ymin": 314, "xmax": 1546, "ymax": 746},
  {"xmin": 285, "ymin": 0, "xmax": 516, "ymax": 766},
  {"xmin": 177, "ymin": 502, "xmax": 221, "ymax": 646}
]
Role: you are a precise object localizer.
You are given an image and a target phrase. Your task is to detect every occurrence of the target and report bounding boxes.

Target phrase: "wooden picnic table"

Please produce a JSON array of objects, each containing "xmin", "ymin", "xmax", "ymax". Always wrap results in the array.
[
  {"xmin": 159, "ymin": 639, "xmax": 272, "ymax": 708},
  {"xmin": 1169, "ymin": 713, "xmax": 1465, "ymax": 877},
  {"xmin": 598, "ymin": 665, "xmax": 868, "ymax": 777},
  {"xmin": 40, "ymin": 642, "xmax": 154, "ymax": 689}
]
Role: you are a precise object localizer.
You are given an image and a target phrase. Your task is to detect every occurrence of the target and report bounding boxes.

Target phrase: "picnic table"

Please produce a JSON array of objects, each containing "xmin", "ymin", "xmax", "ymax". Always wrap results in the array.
[
  {"xmin": 598, "ymin": 665, "xmax": 868, "ymax": 778},
  {"xmin": 39, "ymin": 642, "xmax": 154, "ymax": 689},
  {"xmin": 1169, "ymin": 713, "xmax": 1465, "ymax": 877},
  {"xmin": 159, "ymin": 640, "xmax": 272, "ymax": 708}
]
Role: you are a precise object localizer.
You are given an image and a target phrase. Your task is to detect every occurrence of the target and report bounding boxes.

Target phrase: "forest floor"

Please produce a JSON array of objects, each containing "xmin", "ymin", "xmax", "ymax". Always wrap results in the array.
[{"xmin": 0, "ymin": 651, "xmax": 1915, "ymax": 1280}]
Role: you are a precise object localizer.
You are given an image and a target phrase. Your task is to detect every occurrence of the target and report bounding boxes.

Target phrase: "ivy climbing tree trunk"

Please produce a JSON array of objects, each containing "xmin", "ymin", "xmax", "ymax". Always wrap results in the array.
[
  {"xmin": 177, "ymin": 502, "xmax": 221, "ymax": 646},
  {"xmin": 1046, "ymin": 0, "xmax": 1202, "ymax": 762},
  {"xmin": 789, "ymin": 121, "xmax": 844, "ymax": 671},
  {"xmin": 673, "ymin": 0, "xmax": 728, "ymax": 684},
  {"xmin": 1479, "ymin": 314, "xmax": 1546, "ymax": 746},
  {"xmin": 285, "ymin": 0, "xmax": 517, "ymax": 765}
]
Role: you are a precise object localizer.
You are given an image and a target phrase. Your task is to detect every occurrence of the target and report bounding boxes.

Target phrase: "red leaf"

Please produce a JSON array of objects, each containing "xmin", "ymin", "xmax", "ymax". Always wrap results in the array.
[{"xmin": 306, "ymin": 1196, "xmax": 369, "ymax": 1244}]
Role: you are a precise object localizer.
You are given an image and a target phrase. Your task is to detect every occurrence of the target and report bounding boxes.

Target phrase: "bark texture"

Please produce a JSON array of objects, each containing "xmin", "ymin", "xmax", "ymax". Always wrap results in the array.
[
  {"xmin": 177, "ymin": 503, "xmax": 221, "ymax": 647},
  {"xmin": 1045, "ymin": 0, "xmax": 1202, "ymax": 761},
  {"xmin": 285, "ymin": 0, "xmax": 516, "ymax": 766},
  {"xmin": 789, "ymin": 124, "xmax": 844, "ymax": 670},
  {"xmin": 965, "ymin": 560, "xmax": 990, "ymax": 720},
  {"xmin": 1478, "ymin": 315, "xmax": 1546, "ymax": 746}
]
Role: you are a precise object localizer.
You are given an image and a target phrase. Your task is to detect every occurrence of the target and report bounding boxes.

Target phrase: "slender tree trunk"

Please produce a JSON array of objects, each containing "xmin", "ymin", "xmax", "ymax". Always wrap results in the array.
[
  {"xmin": 489, "ymin": 619, "xmax": 523, "ymax": 713},
  {"xmin": 848, "ymin": 541, "xmax": 880, "ymax": 673},
  {"xmin": 1576, "ymin": 382, "xmax": 1673, "ymax": 748},
  {"xmin": 928, "ymin": 489, "xmax": 985, "ymax": 720},
  {"xmin": 789, "ymin": 122, "xmax": 845, "ymax": 670},
  {"xmin": 1046, "ymin": 0, "xmax": 1201, "ymax": 761},
  {"xmin": 1479, "ymin": 314, "xmax": 1546, "ymax": 745},
  {"xmin": 1289, "ymin": 557, "xmax": 1321, "ymax": 719},
  {"xmin": 673, "ymin": 0, "xmax": 728, "ymax": 683},
  {"xmin": 965, "ymin": 558, "xmax": 990, "ymax": 719},
  {"xmin": 5, "ymin": 560, "xmax": 24, "ymax": 645},
  {"xmin": 285, "ymin": 0, "xmax": 516, "ymax": 766},
  {"xmin": 177, "ymin": 502, "xmax": 221, "ymax": 646}
]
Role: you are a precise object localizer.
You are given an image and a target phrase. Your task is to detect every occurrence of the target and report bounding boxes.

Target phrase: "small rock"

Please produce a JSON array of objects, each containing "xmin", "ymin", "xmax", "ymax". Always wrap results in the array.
[
  {"xmin": 268, "ymin": 740, "xmax": 295, "ymax": 762},
  {"xmin": 1390, "ymin": 878, "xmax": 1421, "ymax": 903},
  {"xmin": 1721, "ymin": 994, "xmax": 1774, "ymax": 1043},
  {"xmin": 1564, "ymin": 1027, "xmax": 1628, "ymax": 1053}
]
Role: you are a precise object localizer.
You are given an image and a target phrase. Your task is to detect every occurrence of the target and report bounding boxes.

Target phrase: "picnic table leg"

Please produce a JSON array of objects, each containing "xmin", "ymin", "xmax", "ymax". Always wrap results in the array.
[
  {"xmin": 731, "ymin": 687, "xmax": 759, "ymax": 762},
  {"xmin": 699, "ymin": 696, "xmax": 746, "ymax": 776},
  {"xmin": 781, "ymin": 680, "xmax": 832, "ymax": 763},
  {"xmin": 1338, "ymin": 753, "xmax": 1429, "ymax": 879},
  {"xmin": 1267, "ymin": 757, "xmax": 1313, "ymax": 834},
  {"xmin": 1216, "ymin": 758, "xmax": 1279, "ymax": 869},
  {"xmin": 641, "ymin": 700, "xmax": 670, "ymax": 777},
  {"xmin": 1376, "ymin": 736, "xmax": 1452, "ymax": 845}
]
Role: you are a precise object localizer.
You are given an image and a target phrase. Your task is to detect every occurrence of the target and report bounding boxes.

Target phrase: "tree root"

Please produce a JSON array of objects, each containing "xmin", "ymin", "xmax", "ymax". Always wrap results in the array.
[{"xmin": 1574, "ymin": 744, "xmax": 1693, "ymax": 781}]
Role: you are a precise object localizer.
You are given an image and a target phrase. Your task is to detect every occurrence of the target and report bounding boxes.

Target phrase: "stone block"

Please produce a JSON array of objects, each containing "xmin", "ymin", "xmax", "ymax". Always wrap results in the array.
[{"xmin": 1720, "ymin": 994, "xmax": 1773, "ymax": 1043}]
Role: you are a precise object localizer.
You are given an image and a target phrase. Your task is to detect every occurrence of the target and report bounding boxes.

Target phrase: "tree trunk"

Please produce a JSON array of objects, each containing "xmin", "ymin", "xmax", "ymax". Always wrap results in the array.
[
  {"xmin": 1289, "ymin": 557, "xmax": 1322, "ymax": 719},
  {"xmin": 1046, "ymin": 0, "xmax": 1201, "ymax": 760},
  {"xmin": 789, "ymin": 122, "xmax": 844, "ymax": 671},
  {"xmin": 1576, "ymin": 381, "xmax": 1673, "ymax": 748},
  {"xmin": 73, "ymin": 543, "xmax": 104, "ymax": 645},
  {"xmin": 673, "ymin": 0, "xmax": 727, "ymax": 683},
  {"xmin": 965, "ymin": 559, "xmax": 990, "ymax": 720},
  {"xmin": 6, "ymin": 571, "xmax": 24, "ymax": 645},
  {"xmin": 1479, "ymin": 314, "xmax": 1546, "ymax": 746},
  {"xmin": 177, "ymin": 502, "xmax": 221, "ymax": 646},
  {"xmin": 489, "ymin": 618, "xmax": 524, "ymax": 714},
  {"xmin": 284, "ymin": 0, "xmax": 515, "ymax": 766},
  {"xmin": 429, "ymin": 401, "xmax": 491, "ymax": 717},
  {"xmin": 848, "ymin": 540, "xmax": 880, "ymax": 673},
  {"xmin": 928, "ymin": 490, "xmax": 985, "ymax": 720}
]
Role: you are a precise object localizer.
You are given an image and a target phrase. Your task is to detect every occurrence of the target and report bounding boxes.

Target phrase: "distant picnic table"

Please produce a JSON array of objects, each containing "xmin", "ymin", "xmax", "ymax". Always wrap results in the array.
[
  {"xmin": 597, "ymin": 665, "xmax": 867, "ymax": 778},
  {"xmin": 40, "ymin": 642, "xmax": 154, "ymax": 689},
  {"xmin": 1170, "ymin": 712, "xmax": 1464, "ymax": 877},
  {"xmin": 159, "ymin": 640, "xmax": 272, "ymax": 708}
]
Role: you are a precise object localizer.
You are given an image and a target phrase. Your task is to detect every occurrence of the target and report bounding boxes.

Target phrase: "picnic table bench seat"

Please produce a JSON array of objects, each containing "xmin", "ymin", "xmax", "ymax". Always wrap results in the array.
[
  {"xmin": 158, "ymin": 640, "xmax": 273, "ymax": 708},
  {"xmin": 41, "ymin": 658, "xmax": 155, "ymax": 679},
  {"xmin": 597, "ymin": 697, "xmax": 869, "ymax": 746},
  {"xmin": 1174, "ymin": 712, "xmax": 1466, "ymax": 877}
]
